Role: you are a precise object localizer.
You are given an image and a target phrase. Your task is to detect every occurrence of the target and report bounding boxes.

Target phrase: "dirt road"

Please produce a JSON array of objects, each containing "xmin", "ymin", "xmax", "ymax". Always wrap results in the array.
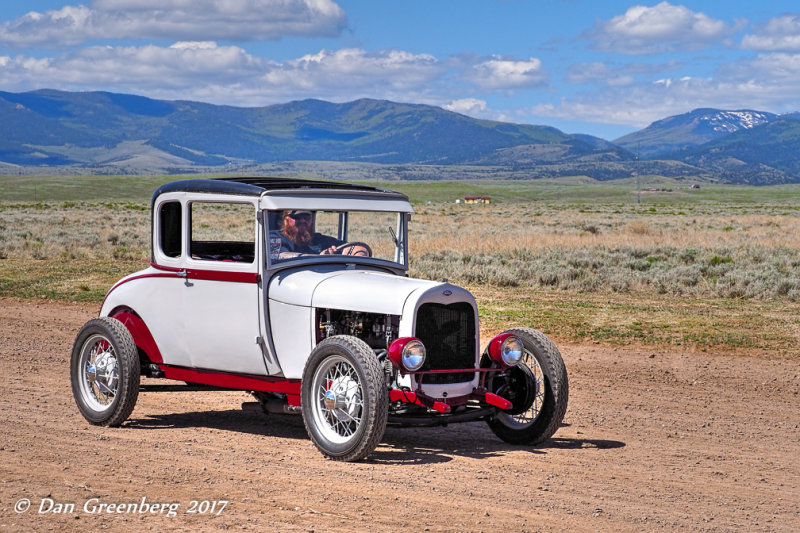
[{"xmin": 0, "ymin": 298, "xmax": 798, "ymax": 532}]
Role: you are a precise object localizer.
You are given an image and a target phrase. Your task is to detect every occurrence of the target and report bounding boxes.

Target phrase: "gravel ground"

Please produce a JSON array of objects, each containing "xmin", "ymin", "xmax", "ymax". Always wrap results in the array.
[{"xmin": 0, "ymin": 298, "xmax": 798, "ymax": 532}]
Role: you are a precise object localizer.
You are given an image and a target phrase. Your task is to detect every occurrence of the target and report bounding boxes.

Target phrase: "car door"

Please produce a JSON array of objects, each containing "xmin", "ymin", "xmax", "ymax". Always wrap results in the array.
[{"xmin": 180, "ymin": 200, "xmax": 268, "ymax": 376}]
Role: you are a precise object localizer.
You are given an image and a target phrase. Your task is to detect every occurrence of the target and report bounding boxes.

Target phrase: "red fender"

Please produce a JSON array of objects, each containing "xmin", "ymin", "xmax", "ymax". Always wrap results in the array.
[{"xmin": 109, "ymin": 309, "xmax": 164, "ymax": 363}]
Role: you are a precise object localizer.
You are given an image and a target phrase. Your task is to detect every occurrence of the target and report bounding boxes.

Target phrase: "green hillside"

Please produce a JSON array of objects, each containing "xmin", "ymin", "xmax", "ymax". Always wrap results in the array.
[{"xmin": 0, "ymin": 89, "xmax": 627, "ymax": 168}]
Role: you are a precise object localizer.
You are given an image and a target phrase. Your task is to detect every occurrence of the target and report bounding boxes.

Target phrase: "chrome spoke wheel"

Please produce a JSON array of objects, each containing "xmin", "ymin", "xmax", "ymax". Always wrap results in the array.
[
  {"xmin": 486, "ymin": 328, "xmax": 568, "ymax": 445},
  {"xmin": 311, "ymin": 356, "xmax": 364, "ymax": 445},
  {"xmin": 498, "ymin": 350, "xmax": 546, "ymax": 428},
  {"xmin": 71, "ymin": 317, "xmax": 140, "ymax": 426},
  {"xmin": 301, "ymin": 336, "xmax": 388, "ymax": 461},
  {"xmin": 78, "ymin": 334, "xmax": 119, "ymax": 412}
]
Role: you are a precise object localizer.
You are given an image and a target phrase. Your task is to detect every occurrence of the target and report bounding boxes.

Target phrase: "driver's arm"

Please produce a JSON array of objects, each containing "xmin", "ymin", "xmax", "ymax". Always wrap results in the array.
[{"xmin": 320, "ymin": 245, "xmax": 338, "ymax": 255}]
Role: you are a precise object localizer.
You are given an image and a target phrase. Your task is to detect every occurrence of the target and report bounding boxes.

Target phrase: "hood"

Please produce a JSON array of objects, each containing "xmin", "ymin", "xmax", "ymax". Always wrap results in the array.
[{"xmin": 268, "ymin": 266, "xmax": 440, "ymax": 315}]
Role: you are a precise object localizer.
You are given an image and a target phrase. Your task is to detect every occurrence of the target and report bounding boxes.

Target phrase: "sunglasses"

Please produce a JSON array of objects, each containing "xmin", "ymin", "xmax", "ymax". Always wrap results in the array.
[{"xmin": 288, "ymin": 213, "xmax": 312, "ymax": 221}]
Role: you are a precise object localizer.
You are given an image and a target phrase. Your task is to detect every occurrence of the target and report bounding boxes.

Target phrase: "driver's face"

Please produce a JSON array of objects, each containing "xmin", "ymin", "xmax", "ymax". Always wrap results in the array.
[{"xmin": 287, "ymin": 212, "xmax": 312, "ymax": 228}]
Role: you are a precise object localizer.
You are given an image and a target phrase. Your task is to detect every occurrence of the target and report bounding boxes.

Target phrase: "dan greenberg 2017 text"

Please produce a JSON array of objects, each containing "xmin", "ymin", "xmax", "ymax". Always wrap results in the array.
[{"xmin": 22, "ymin": 497, "xmax": 228, "ymax": 518}]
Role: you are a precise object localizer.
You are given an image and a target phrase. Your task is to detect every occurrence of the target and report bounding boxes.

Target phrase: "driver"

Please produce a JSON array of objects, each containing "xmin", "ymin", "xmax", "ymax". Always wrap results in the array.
[{"xmin": 274, "ymin": 210, "xmax": 369, "ymax": 257}]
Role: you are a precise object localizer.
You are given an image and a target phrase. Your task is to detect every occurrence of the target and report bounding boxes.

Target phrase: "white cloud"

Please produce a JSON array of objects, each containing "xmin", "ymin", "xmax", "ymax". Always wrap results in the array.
[
  {"xmin": 262, "ymin": 48, "xmax": 444, "ymax": 99},
  {"xmin": 717, "ymin": 53, "xmax": 800, "ymax": 105},
  {"xmin": 742, "ymin": 14, "xmax": 800, "ymax": 52},
  {"xmin": 0, "ymin": 0, "xmax": 346, "ymax": 47},
  {"xmin": 0, "ymin": 43, "xmax": 269, "ymax": 96},
  {"xmin": 566, "ymin": 60, "xmax": 683, "ymax": 87},
  {"xmin": 0, "ymin": 40, "xmax": 553, "ymax": 109},
  {"xmin": 587, "ymin": 2, "xmax": 743, "ymax": 54},
  {"xmin": 522, "ymin": 69, "xmax": 799, "ymax": 132},
  {"xmin": 525, "ymin": 81, "xmax": 719, "ymax": 130},
  {"xmin": 464, "ymin": 56, "xmax": 547, "ymax": 90},
  {"xmin": 0, "ymin": 44, "xmax": 453, "ymax": 105},
  {"xmin": 443, "ymin": 98, "xmax": 487, "ymax": 115}
]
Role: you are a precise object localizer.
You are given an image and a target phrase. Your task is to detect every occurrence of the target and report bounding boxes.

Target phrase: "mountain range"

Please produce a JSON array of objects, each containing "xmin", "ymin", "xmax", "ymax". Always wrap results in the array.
[{"xmin": 1, "ymin": 89, "xmax": 799, "ymax": 184}]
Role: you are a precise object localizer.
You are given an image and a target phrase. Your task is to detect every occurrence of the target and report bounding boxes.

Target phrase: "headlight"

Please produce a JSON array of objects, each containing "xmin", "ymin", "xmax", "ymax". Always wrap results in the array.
[
  {"xmin": 489, "ymin": 333, "xmax": 524, "ymax": 367},
  {"xmin": 499, "ymin": 337, "xmax": 524, "ymax": 366},
  {"xmin": 401, "ymin": 339, "xmax": 426, "ymax": 371},
  {"xmin": 388, "ymin": 337, "xmax": 426, "ymax": 372}
]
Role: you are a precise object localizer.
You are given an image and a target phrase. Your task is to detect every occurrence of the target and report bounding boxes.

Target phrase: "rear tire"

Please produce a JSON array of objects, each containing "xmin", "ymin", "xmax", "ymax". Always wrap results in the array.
[
  {"xmin": 486, "ymin": 328, "xmax": 568, "ymax": 445},
  {"xmin": 301, "ymin": 336, "xmax": 387, "ymax": 461},
  {"xmin": 71, "ymin": 317, "xmax": 140, "ymax": 426}
]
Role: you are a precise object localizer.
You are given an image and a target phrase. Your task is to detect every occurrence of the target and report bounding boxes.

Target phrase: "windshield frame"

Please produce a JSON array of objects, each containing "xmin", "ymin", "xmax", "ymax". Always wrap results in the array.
[{"xmin": 263, "ymin": 208, "xmax": 409, "ymax": 273}]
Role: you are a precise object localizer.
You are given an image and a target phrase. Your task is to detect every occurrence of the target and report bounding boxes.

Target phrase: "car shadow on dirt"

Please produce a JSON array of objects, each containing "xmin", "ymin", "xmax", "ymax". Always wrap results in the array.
[
  {"xmin": 124, "ymin": 409, "xmax": 309, "ymax": 440},
  {"xmin": 368, "ymin": 424, "xmax": 625, "ymax": 465},
  {"xmin": 123, "ymin": 410, "xmax": 624, "ymax": 465}
]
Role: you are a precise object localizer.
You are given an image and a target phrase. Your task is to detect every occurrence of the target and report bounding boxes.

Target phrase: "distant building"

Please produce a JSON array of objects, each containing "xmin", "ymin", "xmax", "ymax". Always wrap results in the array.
[{"xmin": 464, "ymin": 196, "xmax": 491, "ymax": 204}]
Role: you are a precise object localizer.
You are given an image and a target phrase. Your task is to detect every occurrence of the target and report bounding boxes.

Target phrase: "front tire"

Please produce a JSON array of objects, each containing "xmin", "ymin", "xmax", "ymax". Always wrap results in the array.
[
  {"xmin": 70, "ymin": 317, "xmax": 140, "ymax": 426},
  {"xmin": 486, "ymin": 328, "xmax": 568, "ymax": 445},
  {"xmin": 301, "ymin": 336, "xmax": 388, "ymax": 461}
]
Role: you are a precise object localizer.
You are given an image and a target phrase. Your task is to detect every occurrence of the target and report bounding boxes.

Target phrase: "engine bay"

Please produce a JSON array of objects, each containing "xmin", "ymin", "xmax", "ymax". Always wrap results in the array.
[{"xmin": 316, "ymin": 308, "xmax": 400, "ymax": 350}]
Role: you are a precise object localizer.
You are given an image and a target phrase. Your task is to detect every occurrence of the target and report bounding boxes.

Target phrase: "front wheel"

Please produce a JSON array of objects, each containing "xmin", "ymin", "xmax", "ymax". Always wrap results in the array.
[
  {"xmin": 301, "ymin": 336, "xmax": 387, "ymax": 461},
  {"xmin": 486, "ymin": 328, "xmax": 568, "ymax": 445},
  {"xmin": 70, "ymin": 317, "xmax": 140, "ymax": 426}
]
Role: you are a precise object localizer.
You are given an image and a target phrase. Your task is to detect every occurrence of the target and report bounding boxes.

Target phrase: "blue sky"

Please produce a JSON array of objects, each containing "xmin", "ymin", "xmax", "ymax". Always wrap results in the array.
[{"xmin": 2, "ymin": 1, "xmax": 800, "ymax": 140}]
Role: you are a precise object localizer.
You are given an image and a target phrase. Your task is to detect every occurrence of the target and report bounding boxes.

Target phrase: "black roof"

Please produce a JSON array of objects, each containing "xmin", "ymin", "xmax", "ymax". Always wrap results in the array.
[{"xmin": 152, "ymin": 176, "xmax": 406, "ymax": 204}]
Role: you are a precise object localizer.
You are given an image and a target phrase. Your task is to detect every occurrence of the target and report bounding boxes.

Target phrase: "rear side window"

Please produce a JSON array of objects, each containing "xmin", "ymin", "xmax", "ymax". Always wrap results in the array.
[
  {"xmin": 189, "ymin": 202, "xmax": 255, "ymax": 263},
  {"xmin": 159, "ymin": 202, "xmax": 182, "ymax": 258}
]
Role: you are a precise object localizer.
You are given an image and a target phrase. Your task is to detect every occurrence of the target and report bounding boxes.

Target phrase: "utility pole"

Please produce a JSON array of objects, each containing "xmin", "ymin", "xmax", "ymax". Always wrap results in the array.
[{"xmin": 636, "ymin": 142, "xmax": 641, "ymax": 204}]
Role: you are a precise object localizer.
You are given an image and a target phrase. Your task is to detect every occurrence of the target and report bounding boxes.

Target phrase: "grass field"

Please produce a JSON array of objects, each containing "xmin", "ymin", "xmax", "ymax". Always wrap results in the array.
[{"xmin": 2, "ymin": 174, "xmax": 799, "ymax": 355}]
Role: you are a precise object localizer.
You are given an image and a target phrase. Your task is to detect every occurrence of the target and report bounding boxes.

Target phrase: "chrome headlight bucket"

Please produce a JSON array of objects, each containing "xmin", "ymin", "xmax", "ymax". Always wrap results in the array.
[
  {"xmin": 388, "ymin": 337, "xmax": 427, "ymax": 372},
  {"xmin": 489, "ymin": 332, "xmax": 524, "ymax": 367},
  {"xmin": 499, "ymin": 336, "xmax": 524, "ymax": 366}
]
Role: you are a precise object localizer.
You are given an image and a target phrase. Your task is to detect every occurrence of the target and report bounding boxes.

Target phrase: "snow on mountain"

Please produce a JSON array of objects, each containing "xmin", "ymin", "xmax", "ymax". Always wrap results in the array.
[{"xmin": 702, "ymin": 111, "xmax": 774, "ymax": 133}]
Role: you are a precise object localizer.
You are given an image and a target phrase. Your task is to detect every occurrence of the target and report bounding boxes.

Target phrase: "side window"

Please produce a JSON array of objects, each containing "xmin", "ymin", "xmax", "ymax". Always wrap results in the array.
[
  {"xmin": 190, "ymin": 202, "xmax": 255, "ymax": 263},
  {"xmin": 159, "ymin": 202, "xmax": 182, "ymax": 258}
]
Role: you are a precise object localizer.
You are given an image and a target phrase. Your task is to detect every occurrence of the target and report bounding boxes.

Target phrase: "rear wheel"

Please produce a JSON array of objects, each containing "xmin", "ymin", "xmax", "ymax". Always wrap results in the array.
[
  {"xmin": 301, "ymin": 336, "xmax": 387, "ymax": 461},
  {"xmin": 486, "ymin": 328, "xmax": 568, "ymax": 445},
  {"xmin": 70, "ymin": 317, "xmax": 140, "ymax": 426}
]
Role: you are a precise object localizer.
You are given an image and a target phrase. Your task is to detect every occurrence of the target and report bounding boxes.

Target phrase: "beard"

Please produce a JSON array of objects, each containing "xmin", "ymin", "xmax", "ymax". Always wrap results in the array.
[{"xmin": 283, "ymin": 222, "xmax": 312, "ymax": 247}]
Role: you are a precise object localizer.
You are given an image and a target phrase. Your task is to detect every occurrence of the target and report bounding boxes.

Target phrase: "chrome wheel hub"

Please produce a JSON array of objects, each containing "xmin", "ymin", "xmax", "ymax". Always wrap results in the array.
[
  {"xmin": 498, "ymin": 349, "xmax": 545, "ymax": 428},
  {"xmin": 324, "ymin": 375, "xmax": 362, "ymax": 422},
  {"xmin": 79, "ymin": 335, "xmax": 119, "ymax": 411},
  {"xmin": 311, "ymin": 356, "xmax": 364, "ymax": 444}
]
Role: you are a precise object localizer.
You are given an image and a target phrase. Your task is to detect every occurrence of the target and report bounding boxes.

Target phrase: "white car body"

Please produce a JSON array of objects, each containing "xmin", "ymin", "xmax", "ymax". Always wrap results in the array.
[
  {"xmin": 99, "ymin": 178, "xmax": 479, "ymax": 397},
  {"xmin": 73, "ymin": 177, "xmax": 568, "ymax": 462}
]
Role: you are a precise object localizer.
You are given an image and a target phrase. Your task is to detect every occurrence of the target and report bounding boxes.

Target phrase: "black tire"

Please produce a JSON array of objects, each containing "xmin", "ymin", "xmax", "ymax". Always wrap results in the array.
[
  {"xmin": 301, "ymin": 336, "xmax": 388, "ymax": 461},
  {"xmin": 70, "ymin": 317, "xmax": 140, "ymax": 426},
  {"xmin": 486, "ymin": 327, "xmax": 568, "ymax": 445}
]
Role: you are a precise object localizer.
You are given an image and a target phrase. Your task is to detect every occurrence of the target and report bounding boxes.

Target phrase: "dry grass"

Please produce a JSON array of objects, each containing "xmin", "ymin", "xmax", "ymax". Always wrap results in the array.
[
  {"xmin": 406, "ymin": 204, "xmax": 800, "ymax": 301},
  {"xmin": 2, "ymin": 198, "xmax": 800, "ymax": 353},
  {"xmin": 410, "ymin": 204, "xmax": 800, "ymax": 254},
  {"xmin": 0, "ymin": 203, "xmax": 150, "ymax": 262}
]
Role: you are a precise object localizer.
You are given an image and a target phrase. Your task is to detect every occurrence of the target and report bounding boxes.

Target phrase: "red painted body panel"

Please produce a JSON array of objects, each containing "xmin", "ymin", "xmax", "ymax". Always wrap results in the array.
[
  {"xmin": 389, "ymin": 389, "xmax": 451, "ymax": 413},
  {"xmin": 186, "ymin": 269, "xmax": 260, "ymax": 283},
  {"xmin": 158, "ymin": 365, "xmax": 301, "ymax": 405},
  {"xmin": 110, "ymin": 310, "xmax": 164, "ymax": 363},
  {"xmin": 150, "ymin": 261, "xmax": 260, "ymax": 283},
  {"xmin": 488, "ymin": 332, "xmax": 517, "ymax": 366},
  {"xmin": 390, "ymin": 387, "xmax": 512, "ymax": 413},
  {"xmin": 483, "ymin": 391, "xmax": 513, "ymax": 410},
  {"xmin": 387, "ymin": 336, "xmax": 419, "ymax": 371}
]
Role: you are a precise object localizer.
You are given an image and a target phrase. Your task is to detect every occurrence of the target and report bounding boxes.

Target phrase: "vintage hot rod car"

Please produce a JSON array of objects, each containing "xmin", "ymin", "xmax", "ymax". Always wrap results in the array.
[{"xmin": 71, "ymin": 177, "xmax": 568, "ymax": 461}]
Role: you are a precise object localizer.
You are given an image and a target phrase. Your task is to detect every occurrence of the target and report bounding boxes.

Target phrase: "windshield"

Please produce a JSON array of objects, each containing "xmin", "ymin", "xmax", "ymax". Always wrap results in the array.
[{"xmin": 266, "ymin": 209, "xmax": 407, "ymax": 267}]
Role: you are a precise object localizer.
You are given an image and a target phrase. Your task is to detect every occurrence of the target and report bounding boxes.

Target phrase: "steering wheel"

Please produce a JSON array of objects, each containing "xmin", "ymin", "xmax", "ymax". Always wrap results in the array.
[{"xmin": 333, "ymin": 241, "xmax": 372, "ymax": 257}]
